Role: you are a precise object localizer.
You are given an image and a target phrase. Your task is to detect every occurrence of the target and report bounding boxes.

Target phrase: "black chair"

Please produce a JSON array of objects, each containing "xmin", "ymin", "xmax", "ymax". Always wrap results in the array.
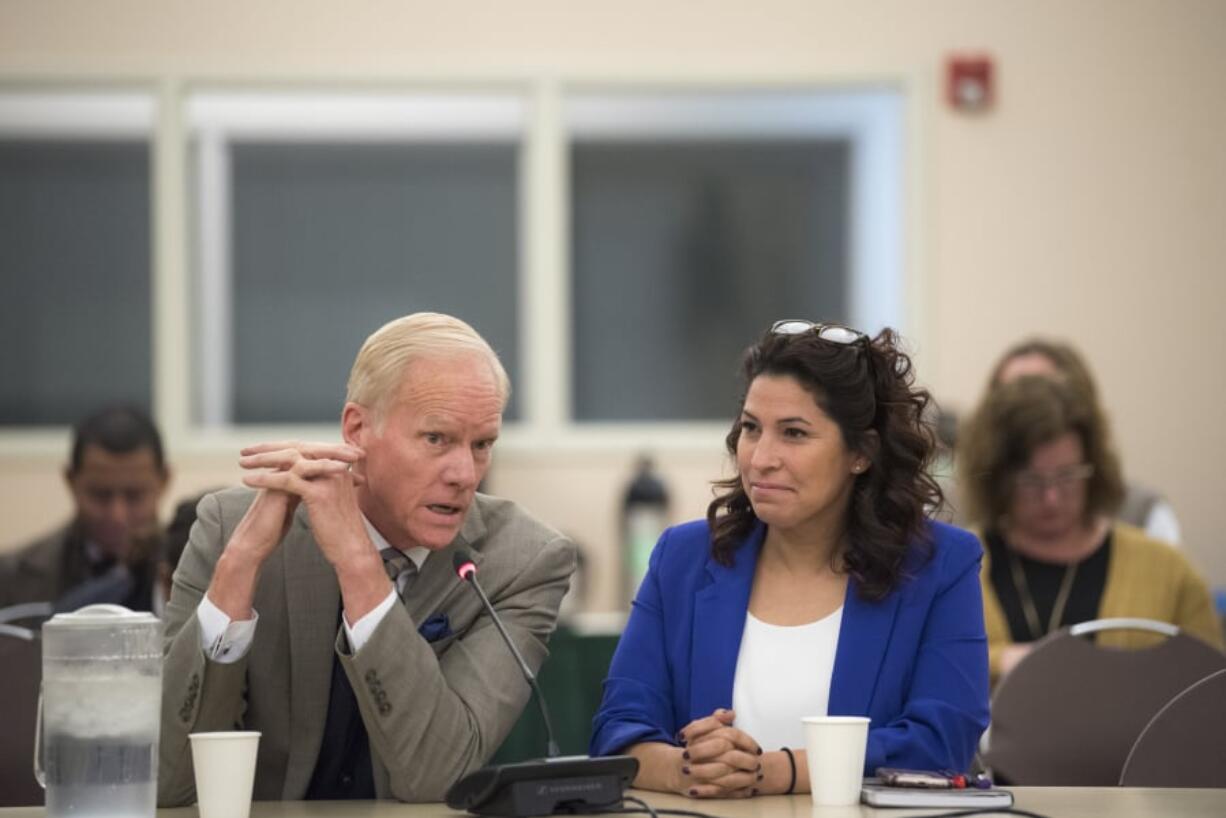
[
  {"xmin": 984, "ymin": 618, "xmax": 1226, "ymax": 785},
  {"xmin": 0, "ymin": 601, "xmax": 53, "ymax": 629},
  {"xmin": 1119, "ymin": 668, "xmax": 1226, "ymax": 787},
  {"xmin": 0, "ymin": 627, "xmax": 44, "ymax": 806}
]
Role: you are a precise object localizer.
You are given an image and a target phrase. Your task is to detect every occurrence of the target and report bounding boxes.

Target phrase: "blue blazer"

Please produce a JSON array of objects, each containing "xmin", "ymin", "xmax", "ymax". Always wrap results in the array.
[{"xmin": 590, "ymin": 519, "xmax": 990, "ymax": 773}]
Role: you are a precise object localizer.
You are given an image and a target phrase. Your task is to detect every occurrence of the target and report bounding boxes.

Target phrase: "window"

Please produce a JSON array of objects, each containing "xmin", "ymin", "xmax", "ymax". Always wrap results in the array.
[
  {"xmin": 0, "ymin": 84, "xmax": 907, "ymax": 444},
  {"xmin": 0, "ymin": 92, "xmax": 154, "ymax": 426},
  {"xmin": 188, "ymin": 92, "xmax": 524, "ymax": 425},
  {"xmin": 566, "ymin": 90, "xmax": 904, "ymax": 423}
]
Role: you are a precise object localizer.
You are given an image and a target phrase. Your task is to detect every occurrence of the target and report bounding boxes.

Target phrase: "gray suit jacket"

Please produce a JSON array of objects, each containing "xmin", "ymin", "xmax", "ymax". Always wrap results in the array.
[
  {"xmin": 0, "ymin": 523, "xmax": 75, "ymax": 608},
  {"xmin": 0, "ymin": 522, "xmax": 159, "ymax": 612},
  {"xmin": 157, "ymin": 487, "xmax": 575, "ymax": 804}
]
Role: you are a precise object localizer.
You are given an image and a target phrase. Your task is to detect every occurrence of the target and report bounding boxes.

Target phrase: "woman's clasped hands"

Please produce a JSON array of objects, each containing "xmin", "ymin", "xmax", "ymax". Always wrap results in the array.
[{"xmin": 673, "ymin": 709, "xmax": 765, "ymax": 798}]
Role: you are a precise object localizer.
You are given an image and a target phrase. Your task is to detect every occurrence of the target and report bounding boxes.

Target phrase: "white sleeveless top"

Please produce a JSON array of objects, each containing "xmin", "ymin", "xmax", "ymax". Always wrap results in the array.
[{"xmin": 730, "ymin": 607, "xmax": 842, "ymax": 750}]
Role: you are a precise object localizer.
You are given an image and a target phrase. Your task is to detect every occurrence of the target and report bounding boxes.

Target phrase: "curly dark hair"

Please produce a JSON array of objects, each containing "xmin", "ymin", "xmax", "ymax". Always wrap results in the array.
[{"xmin": 705, "ymin": 324, "xmax": 943, "ymax": 601}]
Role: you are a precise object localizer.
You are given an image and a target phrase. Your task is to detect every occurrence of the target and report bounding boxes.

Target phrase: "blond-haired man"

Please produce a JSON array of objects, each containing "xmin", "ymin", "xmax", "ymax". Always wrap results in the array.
[{"xmin": 159, "ymin": 313, "xmax": 575, "ymax": 803}]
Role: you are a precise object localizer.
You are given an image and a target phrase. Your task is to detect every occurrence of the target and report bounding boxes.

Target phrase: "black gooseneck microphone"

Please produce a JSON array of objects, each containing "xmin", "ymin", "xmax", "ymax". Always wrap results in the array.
[
  {"xmin": 445, "ymin": 549, "xmax": 638, "ymax": 817},
  {"xmin": 453, "ymin": 550, "xmax": 561, "ymax": 757}
]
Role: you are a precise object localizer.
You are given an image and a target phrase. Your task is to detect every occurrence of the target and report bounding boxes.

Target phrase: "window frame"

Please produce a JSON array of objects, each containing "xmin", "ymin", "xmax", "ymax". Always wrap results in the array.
[
  {"xmin": 0, "ymin": 77, "xmax": 922, "ymax": 458},
  {"xmin": 0, "ymin": 87, "xmax": 157, "ymax": 447}
]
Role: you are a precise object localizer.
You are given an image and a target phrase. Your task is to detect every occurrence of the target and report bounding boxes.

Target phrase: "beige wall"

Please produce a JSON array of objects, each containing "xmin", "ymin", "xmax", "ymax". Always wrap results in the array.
[{"xmin": 2, "ymin": 0, "xmax": 1225, "ymax": 609}]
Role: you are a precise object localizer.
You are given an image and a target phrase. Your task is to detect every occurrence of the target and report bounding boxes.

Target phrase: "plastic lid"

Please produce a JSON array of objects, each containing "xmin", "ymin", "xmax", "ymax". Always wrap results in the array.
[{"xmin": 44, "ymin": 603, "xmax": 160, "ymax": 629}]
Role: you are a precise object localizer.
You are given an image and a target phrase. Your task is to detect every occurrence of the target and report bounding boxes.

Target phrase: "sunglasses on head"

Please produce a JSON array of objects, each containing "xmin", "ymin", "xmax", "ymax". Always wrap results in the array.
[{"xmin": 770, "ymin": 319, "xmax": 868, "ymax": 346}]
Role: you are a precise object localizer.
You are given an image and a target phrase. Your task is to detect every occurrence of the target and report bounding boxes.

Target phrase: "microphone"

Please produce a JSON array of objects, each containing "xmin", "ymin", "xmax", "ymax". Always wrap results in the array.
[{"xmin": 445, "ymin": 549, "xmax": 638, "ymax": 817}]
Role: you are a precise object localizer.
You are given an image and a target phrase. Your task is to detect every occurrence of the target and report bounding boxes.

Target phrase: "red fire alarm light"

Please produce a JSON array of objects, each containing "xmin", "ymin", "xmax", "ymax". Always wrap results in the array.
[{"xmin": 947, "ymin": 54, "xmax": 994, "ymax": 112}]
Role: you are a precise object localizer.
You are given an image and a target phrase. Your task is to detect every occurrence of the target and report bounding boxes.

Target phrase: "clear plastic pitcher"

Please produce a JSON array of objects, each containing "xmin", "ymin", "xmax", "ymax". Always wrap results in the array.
[{"xmin": 35, "ymin": 604, "xmax": 162, "ymax": 818}]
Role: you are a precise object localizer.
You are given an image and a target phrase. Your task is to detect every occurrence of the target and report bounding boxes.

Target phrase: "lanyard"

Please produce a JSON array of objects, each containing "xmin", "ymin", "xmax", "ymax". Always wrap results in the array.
[{"xmin": 1008, "ymin": 549, "xmax": 1078, "ymax": 641}]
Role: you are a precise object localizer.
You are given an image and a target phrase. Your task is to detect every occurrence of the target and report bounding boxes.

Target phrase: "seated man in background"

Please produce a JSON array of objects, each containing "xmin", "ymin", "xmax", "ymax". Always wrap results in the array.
[
  {"xmin": 158, "ymin": 312, "xmax": 575, "ymax": 804},
  {"xmin": 0, "ymin": 405, "xmax": 170, "ymax": 613}
]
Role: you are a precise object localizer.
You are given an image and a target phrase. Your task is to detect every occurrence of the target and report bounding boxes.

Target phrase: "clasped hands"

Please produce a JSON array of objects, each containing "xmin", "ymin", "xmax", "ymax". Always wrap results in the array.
[
  {"xmin": 673, "ymin": 709, "xmax": 764, "ymax": 798},
  {"xmin": 233, "ymin": 440, "xmax": 369, "ymax": 567},
  {"xmin": 209, "ymin": 440, "xmax": 386, "ymax": 622}
]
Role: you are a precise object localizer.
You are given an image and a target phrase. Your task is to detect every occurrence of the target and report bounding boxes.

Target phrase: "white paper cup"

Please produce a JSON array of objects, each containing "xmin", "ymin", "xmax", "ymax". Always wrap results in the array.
[
  {"xmin": 801, "ymin": 716, "xmax": 869, "ymax": 806},
  {"xmin": 189, "ymin": 731, "xmax": 261, "ymax": 818}
]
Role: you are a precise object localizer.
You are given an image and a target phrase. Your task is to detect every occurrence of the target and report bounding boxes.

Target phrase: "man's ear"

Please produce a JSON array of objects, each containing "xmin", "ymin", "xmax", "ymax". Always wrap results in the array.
[{"xmin": 341, "ymin": 402, "xmax": 370, "ymax": 448}]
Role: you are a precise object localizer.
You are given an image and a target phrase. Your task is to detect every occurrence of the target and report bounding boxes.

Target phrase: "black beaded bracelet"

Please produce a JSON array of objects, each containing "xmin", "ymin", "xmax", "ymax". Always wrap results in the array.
[{"xmin": 781, "ymin": 747, "xmax": 796, "ymax": 795}]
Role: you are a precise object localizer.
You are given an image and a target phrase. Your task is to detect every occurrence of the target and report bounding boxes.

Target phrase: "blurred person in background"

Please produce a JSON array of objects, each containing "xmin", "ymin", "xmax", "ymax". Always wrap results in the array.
[
  {"xmin": 591, "ymin": 320, "xmax": 989, "ymax": 798},
  {"xmin": 0, "ymin": 405, "xmax": 170, "ymax": 613},
  {"xmin": 987, "ymin": 338, "xmax": 1181, "ymax": 544},
  {"xmin": 957, "ymin": 376, "xmax": 1222, "ymax": 684}
]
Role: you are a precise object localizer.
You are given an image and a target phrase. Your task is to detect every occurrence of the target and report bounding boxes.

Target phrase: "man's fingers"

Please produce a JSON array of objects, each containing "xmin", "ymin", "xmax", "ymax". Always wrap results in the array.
[
  {"xmin": 243, "ymin": 468, "xmax": 312, "ymax": 497},
  {"xmin": 293, "ymin": 459, "xmax": 352, "ymax": 479},
  {"xmin": 240, "ymin": 441, "xmax": 363, "ymax": 462},
  {"xmin": 241, "ymin": 450, "xmax": 353, "ymax": 477},
  {"xmin": 243, "ymin": 459, "xmax": 352, "ymax": 498}
]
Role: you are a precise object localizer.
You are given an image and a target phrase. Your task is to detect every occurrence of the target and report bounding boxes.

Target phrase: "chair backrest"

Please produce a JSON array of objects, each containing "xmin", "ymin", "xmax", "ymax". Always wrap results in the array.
[
  {"xmin": 1119, "ymin": 668, "xmax": 1226, "ymax": 787},
  {"xmin": 984, "ymin": 618, "xmax": 1226, "ymax": 785},
  {"xmin": 0, "ymin": 601, "xmax": 53, "ymax": 626},
  {"xmin": 0, "ymin": 632, "xmax": 44, "ymax": 806}
]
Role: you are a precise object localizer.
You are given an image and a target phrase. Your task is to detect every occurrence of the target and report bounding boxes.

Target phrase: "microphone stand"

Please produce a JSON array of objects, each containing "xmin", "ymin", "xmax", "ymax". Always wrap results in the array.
[{"xmin": 445, "ymin": 551, "xmax": 638, "ymax": 816}]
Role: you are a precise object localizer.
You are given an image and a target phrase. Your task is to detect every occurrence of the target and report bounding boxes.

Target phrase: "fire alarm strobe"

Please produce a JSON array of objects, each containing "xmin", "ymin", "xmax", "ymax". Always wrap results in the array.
[{"xmin": 947, "ymin": 55, "xmax": 994, "ymax": 112}]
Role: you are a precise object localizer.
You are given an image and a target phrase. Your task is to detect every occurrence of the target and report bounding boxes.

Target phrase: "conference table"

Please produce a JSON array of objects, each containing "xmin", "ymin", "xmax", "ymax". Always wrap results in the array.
[{"xmin": 4, "ymin": 788, "xmax": 1226, "ymax": 818}]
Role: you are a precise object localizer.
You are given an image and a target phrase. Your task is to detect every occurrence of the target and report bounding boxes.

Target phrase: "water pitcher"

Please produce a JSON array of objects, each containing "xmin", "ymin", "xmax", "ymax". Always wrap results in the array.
[{"xmin": 35, "ymin": 604, "xmax": 162, "ymax": 818}]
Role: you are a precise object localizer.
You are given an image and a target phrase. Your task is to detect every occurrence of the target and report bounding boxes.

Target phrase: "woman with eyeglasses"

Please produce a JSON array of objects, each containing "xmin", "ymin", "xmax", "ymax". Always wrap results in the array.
[
  {"xmin": 986, "ymin": 337, "xmax": 1182, "ymax": 544},
  {"xmin": 957, "ymin": 375, "xmax": 1222, "ymax": 684},
  {"xmin": 590, "ymin": 321, "xmax": 990, "ymax": 799}
]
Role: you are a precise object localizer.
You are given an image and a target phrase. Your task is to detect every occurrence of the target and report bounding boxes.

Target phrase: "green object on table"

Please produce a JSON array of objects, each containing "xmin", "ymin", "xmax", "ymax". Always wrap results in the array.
[{"xmin": 491, "ymin": 625, "xmax": 621, "ymax": 763}]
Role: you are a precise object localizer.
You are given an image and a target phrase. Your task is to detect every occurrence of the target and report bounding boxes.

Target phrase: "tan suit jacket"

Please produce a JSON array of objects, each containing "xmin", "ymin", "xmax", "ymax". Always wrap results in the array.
[{"xmin": 157, "ymin": 487, "xmax": 574, "ymax": 804}]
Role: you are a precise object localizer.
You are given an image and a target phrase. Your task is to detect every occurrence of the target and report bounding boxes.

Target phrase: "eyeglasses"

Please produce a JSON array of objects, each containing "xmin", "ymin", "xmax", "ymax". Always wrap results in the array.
[
  {"xmin": 770, "ymin": 319, "xmax": 868, "ymax": 346},
  {"xmin": 1014, "ymin": 464, "xmax": 1095, "ymax": 496}
]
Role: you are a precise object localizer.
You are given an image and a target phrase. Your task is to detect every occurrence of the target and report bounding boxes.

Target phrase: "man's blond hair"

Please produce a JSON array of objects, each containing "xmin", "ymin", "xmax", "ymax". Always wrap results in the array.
[{"xmin": 346, "ymin": 313, "xmax": 510, "ymax": 419}]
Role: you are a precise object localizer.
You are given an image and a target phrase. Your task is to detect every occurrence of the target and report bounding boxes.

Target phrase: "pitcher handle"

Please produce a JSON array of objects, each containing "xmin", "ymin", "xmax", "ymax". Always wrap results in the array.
[{"xmin": 33, "ymin": 685, "xmax": 46, "ymax": 788}]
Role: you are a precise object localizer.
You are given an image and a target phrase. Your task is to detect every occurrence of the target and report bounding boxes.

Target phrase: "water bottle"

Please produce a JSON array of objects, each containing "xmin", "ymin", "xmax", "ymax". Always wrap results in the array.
[
  {"xmin": 621, "ymin": 456, "xmax": 669, "ymax": 609},
  {"xmin": 35, "ymin": 604, "xmax": 162, "ymax": 818}
]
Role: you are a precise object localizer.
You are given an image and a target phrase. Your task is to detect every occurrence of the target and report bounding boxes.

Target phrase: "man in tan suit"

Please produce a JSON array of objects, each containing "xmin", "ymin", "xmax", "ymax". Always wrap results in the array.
[{"xmin": 158, "ymin": 313, "xmax": 575, "ymax": 804}]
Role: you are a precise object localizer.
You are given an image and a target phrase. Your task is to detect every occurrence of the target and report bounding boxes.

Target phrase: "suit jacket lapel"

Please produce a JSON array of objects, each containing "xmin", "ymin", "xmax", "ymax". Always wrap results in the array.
[
  {"xmin": 690, "ymin": 525, "xmax": 763, "ymax": 721},
  {"xmin": 828, "ymin": 576, "xmax": 903, "ymax": 717},
  {"xmin": 281, "ymin": 505, "xmax": 340, "ymax": 798}
]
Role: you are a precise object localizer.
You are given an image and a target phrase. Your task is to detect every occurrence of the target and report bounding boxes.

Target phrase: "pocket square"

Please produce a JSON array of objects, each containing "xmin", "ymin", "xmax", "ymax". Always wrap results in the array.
[{"xmin": 418, "ymin": 613, "xmax": 452, "ymax": 643}]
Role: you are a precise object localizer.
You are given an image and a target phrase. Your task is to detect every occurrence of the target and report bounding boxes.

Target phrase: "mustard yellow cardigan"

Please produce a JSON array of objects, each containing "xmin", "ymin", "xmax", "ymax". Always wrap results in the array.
[{"xmin": 980, "ymin": 523, "xmax": 1225, "ymax": 681}]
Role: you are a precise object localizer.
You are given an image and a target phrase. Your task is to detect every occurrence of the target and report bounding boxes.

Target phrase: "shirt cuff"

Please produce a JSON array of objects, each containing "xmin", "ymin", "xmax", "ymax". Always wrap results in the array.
[
  {"xmin": 343, "ymin": 589, "xmax": 399, "ymax": 653},
  {"xmin": 197, "ymin": 594, "xmax": 259, "ymax": 664}
]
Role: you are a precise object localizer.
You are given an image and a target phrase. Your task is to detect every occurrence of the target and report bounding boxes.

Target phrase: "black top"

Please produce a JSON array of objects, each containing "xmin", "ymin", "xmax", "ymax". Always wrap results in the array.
[{"xmin": 986, "ymin": 529, "xmax": 1113, "ymax": 643}]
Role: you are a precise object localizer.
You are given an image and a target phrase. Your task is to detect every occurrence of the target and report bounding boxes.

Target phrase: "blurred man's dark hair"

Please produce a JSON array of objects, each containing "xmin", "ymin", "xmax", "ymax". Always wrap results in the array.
[{"xmin": 70, "ymin": 405, "xmax": 166, "ymax": 475}]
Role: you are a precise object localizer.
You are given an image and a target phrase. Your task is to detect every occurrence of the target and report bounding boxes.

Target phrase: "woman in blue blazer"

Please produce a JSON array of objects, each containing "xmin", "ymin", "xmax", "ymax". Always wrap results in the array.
[{"xmin": 591, "ymin": 321, "xmax": 990, "ymax": 798}]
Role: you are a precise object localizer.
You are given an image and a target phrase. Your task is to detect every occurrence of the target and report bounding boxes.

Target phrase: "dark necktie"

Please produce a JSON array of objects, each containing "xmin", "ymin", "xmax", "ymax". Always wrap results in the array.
[{"xmin": 380, "ymin": 547, "xmax": 418, "ymax": 601}]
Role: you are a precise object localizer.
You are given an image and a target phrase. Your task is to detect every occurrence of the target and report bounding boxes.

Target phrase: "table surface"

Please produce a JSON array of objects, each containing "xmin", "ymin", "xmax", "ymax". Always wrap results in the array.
[{"xmin": 5, "ymin": 788, "xmax": 1226, "ymax": 818}]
